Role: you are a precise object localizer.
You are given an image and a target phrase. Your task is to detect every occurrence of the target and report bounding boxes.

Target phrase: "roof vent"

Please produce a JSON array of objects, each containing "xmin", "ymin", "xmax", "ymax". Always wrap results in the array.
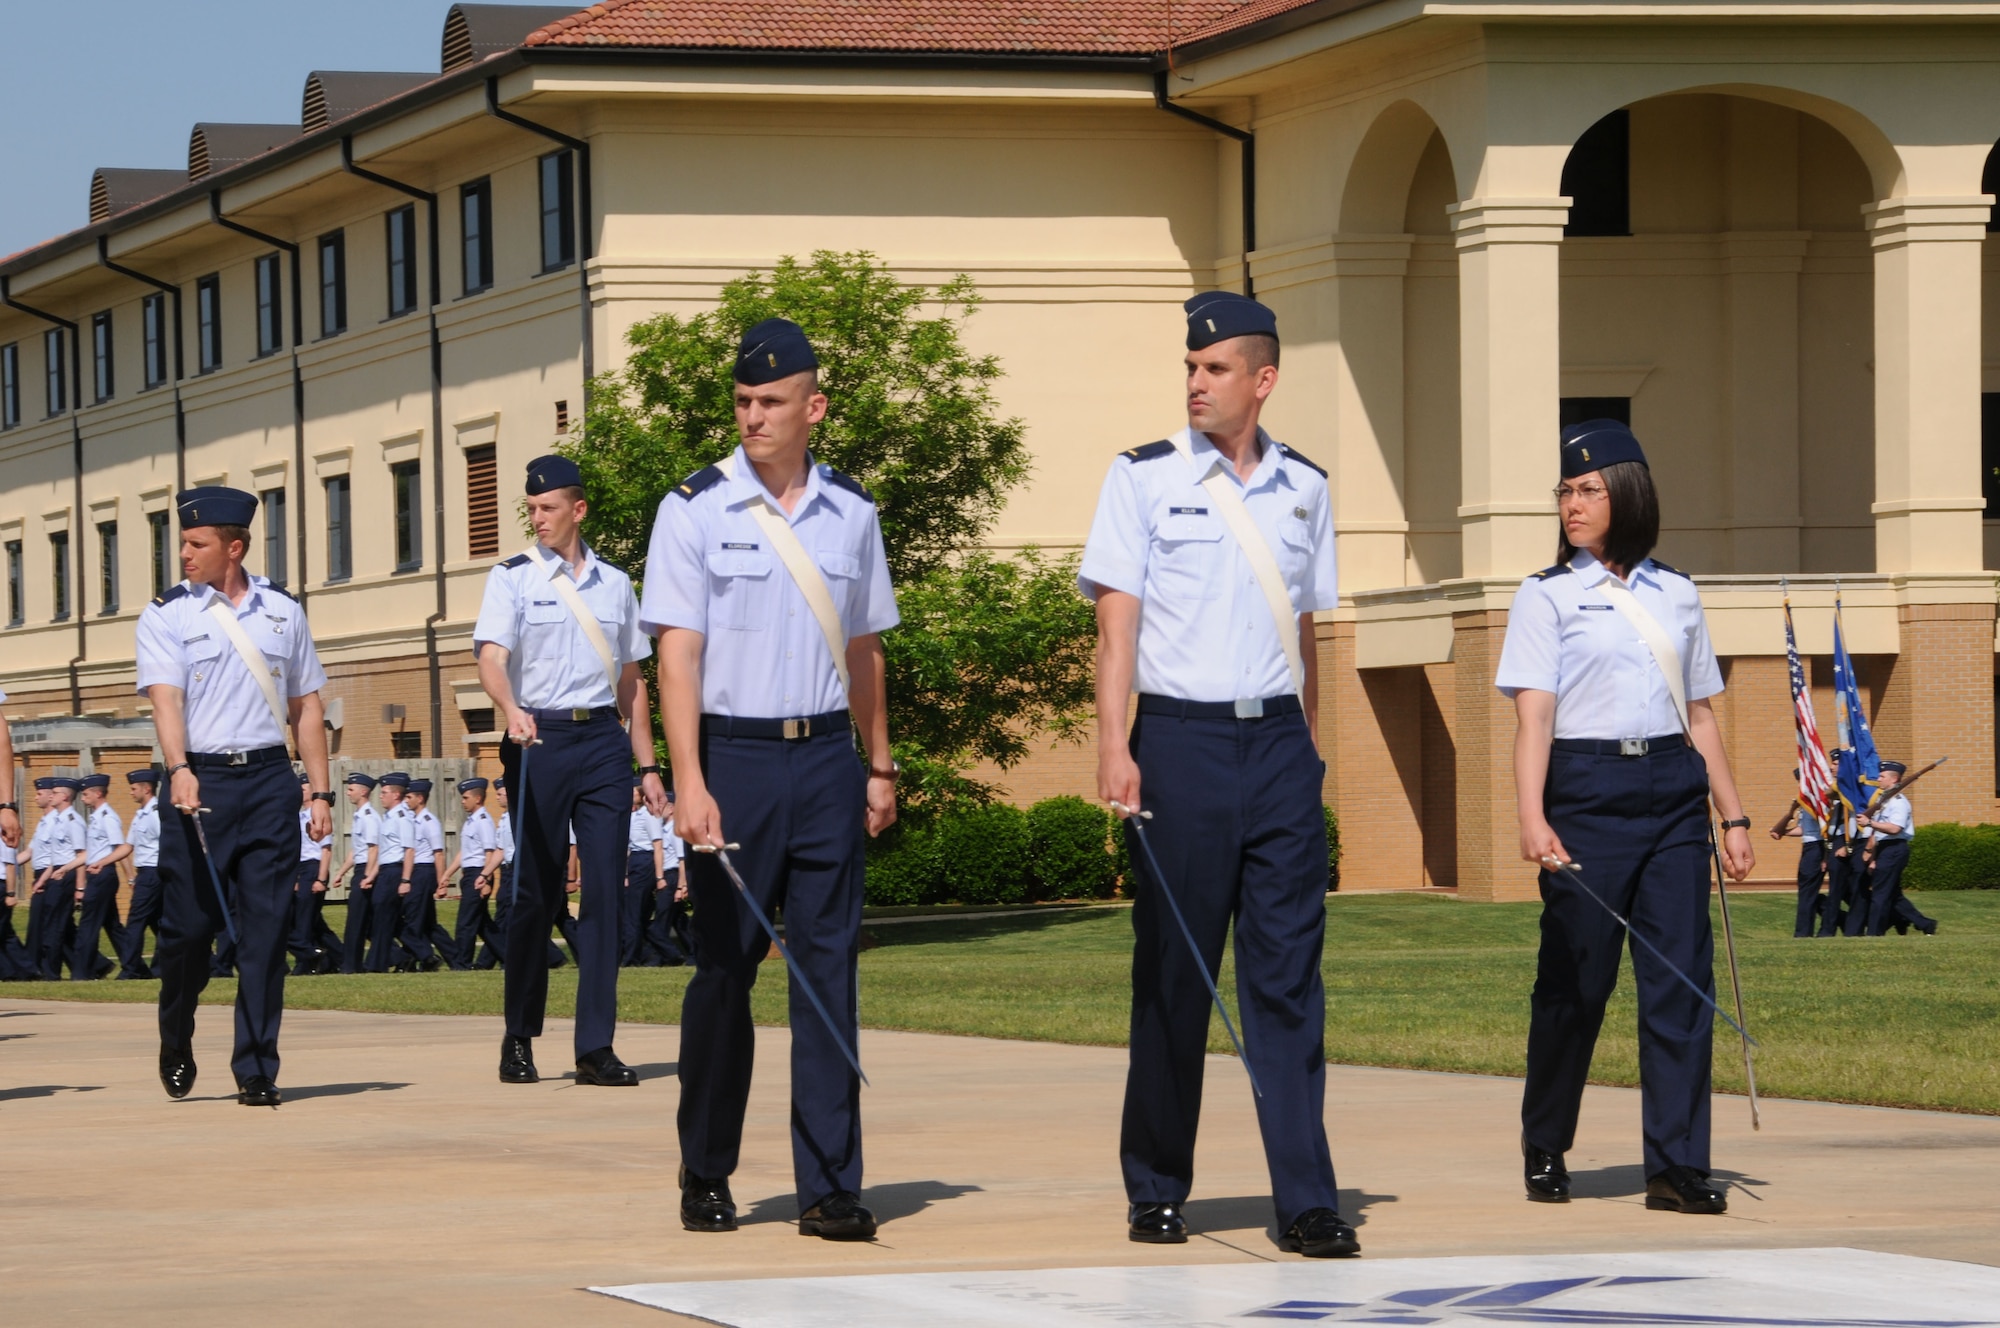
[
  {"xmin": 189, "ymin": 123, "xmax": 301, "ymax": 181},
  {"xmin": 303, "ymin": 71, "xmax": 433, "ymax": 132},
  {"xmin": 90, "ymin": 168, "xmax": 189, "ymax": 224},
  {"xmin": 442, "ymin": 4, "xmax": 578, "ymax": 73}
]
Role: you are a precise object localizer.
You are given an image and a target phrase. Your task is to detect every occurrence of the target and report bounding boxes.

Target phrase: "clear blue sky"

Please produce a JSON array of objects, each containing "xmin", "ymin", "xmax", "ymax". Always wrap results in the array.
[{"xmin": 0, "ymin": 0, "xmax": 454, "ymax": 258}]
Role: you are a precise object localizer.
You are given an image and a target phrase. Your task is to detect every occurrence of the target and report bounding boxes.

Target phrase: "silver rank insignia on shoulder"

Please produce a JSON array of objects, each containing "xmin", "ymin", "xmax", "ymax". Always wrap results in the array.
[{"xmin": 1293, "ymin": 506, "xmax": 1309, "ymax": 521}]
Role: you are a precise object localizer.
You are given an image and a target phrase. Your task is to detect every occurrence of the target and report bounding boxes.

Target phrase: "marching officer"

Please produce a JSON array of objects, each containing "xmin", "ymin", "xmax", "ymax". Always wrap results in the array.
[
  {"xmin": 31, "ymin": 777, "xmax": 87, "ymax": 980},
  {"xmin": 1861, "ymin": 762, "xmax": 1937, "ymax": 936},
  {"xmin": 1498, "ymin": 419, "xmax": 1754, "ymax": 1215},
  {"xmin": 474, "ymin": 454, "xmax": 665, "ymax": 1086},
  {"xmin": 454, "ymin": 778, "xmax": 503, "ymax": 967},
  {"xmin": 116, "ymin": 770, "xmax": 163, "ymax": 979},
  {"xmin": 642, "ymin": 317, "xmax": 899, "ymax": 1241},
  {"xmin": 401, "ymin": 779, "xmax": 461, "ymax": 969},
  {"xmin": 622, "ymin": 775, "xmax": 666, "ymax": 966},
  {"xmin": 289, "ymin": 773, "xmax": 338, "ymax": 975},
  {"xmin": 484, "ymin": 778, "xmax": 572, "ymax": 970},
  {"xmin": 0, "ymin": 833, "xmax": 22, "ymax": 980},
  {"xmin": 71, "ymin": 773, "xmax": 131, "ymax": 979},
  {"xmin": 646, "ymin": 791, "xmax": 691, "ymax": 966},
  {"xmin": 22, "ymin": 779, "xmax": 56, "ymax": 977},
  {"xmin": 340, "ymin": 773, "xmax": 382, "ymax": 973},
  {"xmin": 369, "ymin": 772, "xmax": 415, "ymax": 972},
  {"xmin": 139, "ymin": 485, "xmax": 333, "ymax": 1107},
  {"xmin": 1081, "ymin": 293, "xmax": 1351, "ymax": 1257},
  {"xmin": 1771, "ymin": 771, "xmax": 1827, "ymax": 938}
]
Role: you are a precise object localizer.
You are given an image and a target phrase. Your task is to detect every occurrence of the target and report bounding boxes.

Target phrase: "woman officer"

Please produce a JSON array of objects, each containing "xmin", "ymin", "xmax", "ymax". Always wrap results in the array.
[{"xmin": 1496, "ymin": 418, "xmax": 1755, "ymax": 1215}]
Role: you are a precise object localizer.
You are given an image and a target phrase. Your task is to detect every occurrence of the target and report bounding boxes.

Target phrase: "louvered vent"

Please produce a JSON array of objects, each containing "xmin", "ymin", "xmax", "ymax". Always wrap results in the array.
[
  {"xmin": 188, "ymin": 127, "xmax": 213, "ymax": 180},
  {"xmin": 90, "ymin": 175, "xmax": 111, "ymax": 224},
  {"xmin": 441, "ymin": 7, "xmax": 474, "ymax": 71},
  {"xmin": 466, "ymin": 444, "xmax": 499, "ymax": 558},
  {"xmin": 303, "ymin": 75, "xmax": 330, "ymax": 132}
]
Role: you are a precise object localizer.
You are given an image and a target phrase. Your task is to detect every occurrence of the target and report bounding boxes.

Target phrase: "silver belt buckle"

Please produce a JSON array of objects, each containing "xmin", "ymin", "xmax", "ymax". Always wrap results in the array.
[
  {"xmin": 571, "ymin": 708, "xmax": 590, "ymax": 722},
  {"xmin": 226, "ymin": 750, "xmax": 249, "ymax": 766},
  {"xmin": 783, "ymin": 718, "xmax": 810, "ymax": 740},
  {"xmin": 1619, "ymin": 737, "xmax": 1649, "ymax": 757},
  {"xmin": 1234, "ymin": 697, "xmax": 1264, "ymax": 719}
]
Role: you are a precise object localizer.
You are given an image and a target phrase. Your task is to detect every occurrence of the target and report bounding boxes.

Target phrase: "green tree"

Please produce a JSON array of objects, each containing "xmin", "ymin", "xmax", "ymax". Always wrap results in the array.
[{"xmin": 567, "ymin": 250, "xmax": 1096, "ymax": 806}]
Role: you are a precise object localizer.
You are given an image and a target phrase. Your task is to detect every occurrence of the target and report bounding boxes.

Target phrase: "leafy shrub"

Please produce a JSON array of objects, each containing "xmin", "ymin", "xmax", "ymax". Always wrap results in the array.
[
  {"xmin": 1027, "ymin": 797, "xmax": 1116, "ymax": 901},
  {"xmin": 1905, "ymin": 822, "xmax": 2000, "ymax": 891},
  {"xmin": 936, "ymin": 801, "xmax": 1032, "ymax": 905},
  {"xmin": 864, "ymin": 822, "xmax": 941, "ymax": 907},
  {"xmin": 1325, "ymin": 804, "xmax": 1342, "ymax": 891}
]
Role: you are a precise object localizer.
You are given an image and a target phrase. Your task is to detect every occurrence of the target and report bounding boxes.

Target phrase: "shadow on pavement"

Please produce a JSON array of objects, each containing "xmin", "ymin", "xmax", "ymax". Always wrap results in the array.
[
  {"xmin": 741, "ymin": 1179, "xmax": 985, "ymax": 1228},
  {"xmin": 1570, "ymin": 1163, "xmax": 1768, "ymax": 1200},
  {"xmin": 0, "ymin": 1084, "xmax": 104, "ymax": 1101},
  {"xmin": 285, "ymin": 1081, "xmax": 412, "ymax": 1101}
]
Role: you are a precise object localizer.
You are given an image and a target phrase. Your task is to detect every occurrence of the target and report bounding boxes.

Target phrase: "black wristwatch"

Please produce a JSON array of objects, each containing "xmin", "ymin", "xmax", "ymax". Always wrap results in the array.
[
  {"xmin": 311, "ymin": 791, "xmax": 336, "ymax": 804},
  {"xmin": 0, "ymin": 802, "xmax": 16, "ymax": 813},
  {"xmin": 637, "ymin": 764, "xmax": 663, "ymax": 779},
  {"xmin": 1719, "ymin": 817, "xmax": 1752, "ymax": 831}
]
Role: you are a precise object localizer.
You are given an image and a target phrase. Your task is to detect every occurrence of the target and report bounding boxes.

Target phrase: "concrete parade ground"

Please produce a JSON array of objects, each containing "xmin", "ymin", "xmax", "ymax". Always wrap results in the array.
[{"xmin": 2, "ymin": 998, "xmax": 1997, "ymax": 1326}]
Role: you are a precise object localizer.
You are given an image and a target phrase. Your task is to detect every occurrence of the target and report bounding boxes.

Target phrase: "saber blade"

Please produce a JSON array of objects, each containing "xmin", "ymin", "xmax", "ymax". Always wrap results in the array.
[
  {"xmin": 1708, "ymin": 826, "xmax": 1762, "ymax": 1131},
  {"xmin": 1112, "ymin": 802, "xmax": 1263, "ymax": 1099},
  {"xmin": 692, "ymin": 842, "xmax": 869, "ymax": 1088},
  {"xmin": 184, "ymin": 806, "xmax": 239, "ymax": 948}
]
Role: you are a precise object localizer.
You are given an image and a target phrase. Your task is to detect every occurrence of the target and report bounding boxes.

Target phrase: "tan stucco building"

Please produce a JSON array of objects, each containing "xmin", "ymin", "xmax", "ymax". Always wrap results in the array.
[{"xmin": 5, "ymin": 0, "xmax": 2000, "ymax": 899}]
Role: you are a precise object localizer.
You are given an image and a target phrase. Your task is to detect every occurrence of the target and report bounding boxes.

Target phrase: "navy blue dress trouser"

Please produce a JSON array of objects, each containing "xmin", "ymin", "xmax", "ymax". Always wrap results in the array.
[
  {"xmin": 397, "ymin": 863, "xmax": 442, "ymax": 966},
  {"xmin": 621, "ymin": 850, "xmax": 654, "ymax": 965},
  {"xmin": 366, "ymin": 863, "xmax": 407, "ymax": 972},
  {"xmin": 341, "ymin": 864, "xmax": 374, "ymax": 973},
  {"xmin": 454, "ymin": 866, "xmax": 501, "ymax": 967},
  {"xmin": 679, "ymin": 724, "xmax": 866, "ymax": 1210},
  {"xmin": 118, "ymin": 866, "xmax": 162, "ymax": 977},
  {"xmin": 1865, "ymin": 840, "xmax": 1935, "ymax": 935},
  {"xmin": 289, "ymin": 859, "xmax": 339, "ymax": 971},
  {"xmin": 29, "ymin": 868, "xmax": 78, "ymax": 979},
  {"xmin": 1823, "ymin": 844, "xmax": 1870, "ymax": 937},
  {"xmin": 71, "ymin": 865, "xmax": 128, "ymax": 979},
  {"xmin": 156, "ymin": 758, "xmax": 300, "ymax": 1085},
  {"xmin": 500, "ymin": 714, "xmax": 628, "ymax": 1057},
  {"xmin": 1525, "ymin": 741, "xmax": 1715, "ymax": 1180},
  {"xmin": 1793, "ymin": 838, "xmax": 1827, "ymax": 938},
  {"xmin": 1120, "ymin": 706, "xmax": 1338, "ymax": 1231}
]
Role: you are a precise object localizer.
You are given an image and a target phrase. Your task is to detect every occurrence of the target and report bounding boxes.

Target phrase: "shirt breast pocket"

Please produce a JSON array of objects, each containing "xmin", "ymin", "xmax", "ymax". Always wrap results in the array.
[
  {"xmin": 1277, "ymin": 516, "xmax": 1313, "ymax": 579},
  {"xmin": 1152, "ymin": 512, "xmax": 1224, "ymax": 601},
  {"xmin": 707, "ymin": 549, "xmax": 774, "ymax": 629},
  {"xmin": 183, "ymin": 633, "xmax": 225, "ymax": 700},
  {"xmin": 524, "ymin": 598, "xmax": 566, "ymax": 626}
]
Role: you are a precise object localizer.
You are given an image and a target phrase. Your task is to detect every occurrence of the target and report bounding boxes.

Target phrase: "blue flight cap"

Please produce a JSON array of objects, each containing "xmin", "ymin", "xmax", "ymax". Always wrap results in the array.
[
  {"xmin": 51, "ymin": 777, "xmax": 81, "ymax": 792},
  {"xmin": 1881, "ymin": 760, "xmax": 1907, "ymax": 776},
  {"xmin": 492, "ymin": 776, "xmax": 506, "ymax": 792},
  {"xmin": 734, "ymin": 317, "xmax": 818, "ymax": 385},
  {"xmin": 379, "ymin": 771, "xmax": 410, "ymax": 789},
  {"xmin": 126, "ymin": 769, "xmax": 159, "ymax": 785},
  {"xmin": 458, "ymin": 777, "xmax": 489, "ymax": 794},
  {"xmin": 525, "ymin": 454, "xmax": 583, "ymax": 497},
  {"xmin": 345, "ymin": 772, "xmax": 378, "ymax": 790},
  {"xmin": 407, "ymin": 779, "xmax": 432, "ymax": 796},
  {"xmin": 176, "ymin": 485, "xmax": 259, "ymax": 529},
  {"xmin": 80, "ymin": 774, "xmax": 111, "ymax": 791},
  {"xmin": 32, "ymin": 777, "xmax": 55, "ymax": 791},
  {"xmin": 1560, "ymin": 418, "xmax": 1648, "ymax": 478},
  {"xmin": 1183, "ymin": 291, "xmax": 1278, "ymax": 351}
]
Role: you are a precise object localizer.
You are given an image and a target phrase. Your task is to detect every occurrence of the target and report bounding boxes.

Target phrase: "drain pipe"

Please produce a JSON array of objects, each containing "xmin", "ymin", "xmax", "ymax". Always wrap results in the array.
[
  {"xmin": 96, "ymin": 237, "xmax": 187, "ymax": 491},
  {"xmin": 0, "ymin": 277, "xmax": 85, "ymax": 714},
  {"xmin": 1153, "ymin": 69, "xmax": 1257, "ymax": 298},
  {"xmin": 208, "ymin": 192, "xmax": 308, "ymax": 605},
  {"xmin": 340, "ymin": 137, "xmax": 446, "ymax": 759},
  {"xmin": 484, "ymin": 77, "xmax": 594, "ymax": 410}
]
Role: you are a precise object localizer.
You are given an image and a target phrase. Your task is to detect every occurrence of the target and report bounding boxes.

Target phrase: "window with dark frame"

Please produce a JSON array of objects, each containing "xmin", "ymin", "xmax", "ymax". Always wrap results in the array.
[
  {"xmin": 539, "ymin": 150, "xmax": 575, "ymax": 272},
  {"xmin": 255, "ymin": 253, "xmax": 284, "ymax": 357},
  {"xmin": 1, "ymin": 343, "xmax": 18, "ymax": 428},
  {"xmin": 1562, "ymin": 109, "xmax": 1631, "ymax": 239},
  {"xmin": 50, "ymin": 528, "xmax": 69, "ymax": 621},
  {"xmin": 466, "ymin": 443, "xmax": 498, "ymax": 558},
  {"xmin": 45, "ymin": 328, "xmax": 66, "ymax": 415},
  {"xmin": 555, "ymin": 399, "xmax": 568, "ymax": 434},
  {"xmin": 260, "ymin": 487, "xmax": 288, "ymax": 586},
  {"xmin": 196, "ymin": 274, "xmax": 222, "ymax": 372},
  {"xmin": 319, "ymin": 231, "xmax": 348, "ymax": 338},
  {"xmin": 4, "ymin": 541, "xmax": 20, "ymax": 627},
  {"xmin": 387, "ymin": 206, "xmax": 418, "ymax": 317},
  {"xmin": 392, "ymin": 459, "xmax": 422, "ymax": 572},
  {"xmin": 461, "ymin": 178, "xmax": 493, "ymax": 294},
  {"xmin": 97, "ymin": 521, "xmax": 118, "ymax": 614},
  {"xmin": 91, "ymin": 311, "xmax": 114, "ymax": 402},
  {"xmin": 461, "ymin": 707, "xmax": 496, "ymax": 736},
  {"xmin": 142, "ymin": 294, "xmax": 168, "ymax": 388},
  {"xmin": 325, "ymin": 474, "xmax": 352, "ymax": 582},
  {"xmin": 391, "ymin": 730, "xmax": 423, "ymax": 760},
  {"xmin": 149, "ymin": 510, "xmax": 171, "ymax": 597}
]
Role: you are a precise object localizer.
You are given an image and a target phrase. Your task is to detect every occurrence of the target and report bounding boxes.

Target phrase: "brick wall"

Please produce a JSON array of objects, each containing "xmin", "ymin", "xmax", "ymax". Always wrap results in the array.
[
  {"xmin": 1419, "ymin": 661, "xmax": 1457, "ymax": 888},
  {"xmin": 1715, "ymin": 656, "xmax": 1802, "ymax": 884},
  {"xmin": 1453, "ymin": 611, "xmax": 1534, "ymax": 902},
  {"xmin": 1878, "ymin": 603, "xmax": 1997, "ymax": 828},
  {"xmin": 1328, "ymin": 619, "xmax": 1425, "ymax": 888}
]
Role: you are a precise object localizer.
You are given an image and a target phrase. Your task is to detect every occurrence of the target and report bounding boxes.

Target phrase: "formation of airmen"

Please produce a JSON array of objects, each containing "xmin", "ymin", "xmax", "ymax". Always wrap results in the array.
[
  {"xmin": 0, "ymin": 295, "xmax": 1779, "ymax": 1251},
  {"xmin": 1773, "ymin": 757, "xmax": 1937, "ymax": 938}
]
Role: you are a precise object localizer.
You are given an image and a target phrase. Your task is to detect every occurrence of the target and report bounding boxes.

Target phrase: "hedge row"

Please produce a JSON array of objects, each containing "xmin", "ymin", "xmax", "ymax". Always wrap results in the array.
[
  {"xmin": 1905, "ymin": 822, "xmax": 2000, "ymax": 891},
  {"xmin": 865, "ymin": 796, "xmax": 1341, "ymax": 907}
]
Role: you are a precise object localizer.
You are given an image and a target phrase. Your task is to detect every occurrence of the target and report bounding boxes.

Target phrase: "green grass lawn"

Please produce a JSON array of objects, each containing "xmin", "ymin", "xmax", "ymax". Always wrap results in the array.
[{"xmin": 13, "ymin": 891, "xmax": 1998, "ymax": 1114}]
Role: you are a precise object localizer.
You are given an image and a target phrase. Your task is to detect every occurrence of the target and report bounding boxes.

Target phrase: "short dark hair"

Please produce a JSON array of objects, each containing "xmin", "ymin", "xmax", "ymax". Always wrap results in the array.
[
  {"xmin": 1240, "ymin": 334, "xmax": 1280, "ymax": 372},
  {"xmin": 211, "ymin": 523, "xmax": 252, "ymax": 557},
  {"xmin": 1556, "ymin": 459, "xmax": 1658, "ymax": 571}
]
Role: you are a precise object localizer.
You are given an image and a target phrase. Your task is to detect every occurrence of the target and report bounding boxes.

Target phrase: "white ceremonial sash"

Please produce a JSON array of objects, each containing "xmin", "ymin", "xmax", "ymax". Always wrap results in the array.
[
  {"xmin": 717, "ymin": 454, "xmax": 851, "ymax": 697},
  {"xmin": 1198, "ymin": 462, "xmax": 1306, "ymax": 697},
  {"xmin": 205, "ymin": 600, "xmax": 290, "ymax": 736}
]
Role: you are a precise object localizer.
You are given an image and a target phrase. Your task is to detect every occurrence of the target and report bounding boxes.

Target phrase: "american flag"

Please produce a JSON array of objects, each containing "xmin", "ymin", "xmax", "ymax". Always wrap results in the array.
[{"xmin": 1784, "ymin": 589, "xmax": 1835, "ymax": 826}]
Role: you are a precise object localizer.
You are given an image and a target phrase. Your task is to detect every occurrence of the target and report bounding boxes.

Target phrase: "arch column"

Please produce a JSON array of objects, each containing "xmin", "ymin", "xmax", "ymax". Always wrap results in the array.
[{"xmin": 1330, "ymin": 234, "xmax": 1415, "ymax": 592}]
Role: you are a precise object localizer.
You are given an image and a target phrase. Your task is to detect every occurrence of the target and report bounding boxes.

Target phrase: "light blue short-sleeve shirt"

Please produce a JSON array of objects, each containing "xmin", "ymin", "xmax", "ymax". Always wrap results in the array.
[
  {"xmin": 130, "ymin": 799, "xmax": 161, "ymax": 868},
  {"xmin": 134, "ymin": 577, "xmax": 326, "ymax": 753},
  {"xmin": 472, "ymin": 544, "xmax": 650, "ymax": 712},
  {"xmin": 459, "ymin": 808, "xmax": 496, "ymax": 869},
  {"xmin": 86, "ymin": 804, "xmax": 125, "ymax": 867}
]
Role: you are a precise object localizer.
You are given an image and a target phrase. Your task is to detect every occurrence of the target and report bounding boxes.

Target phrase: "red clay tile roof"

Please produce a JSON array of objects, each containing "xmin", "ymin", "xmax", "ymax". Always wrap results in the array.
[{"xmin": 524, "ymin": 0, "xmax": 1319, "ymax": 57}]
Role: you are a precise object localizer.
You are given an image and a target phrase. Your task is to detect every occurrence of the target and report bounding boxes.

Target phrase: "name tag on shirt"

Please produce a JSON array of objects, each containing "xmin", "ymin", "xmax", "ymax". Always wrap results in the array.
[
  {"xmin": 1168, "ymin": 507, "xmax": 1208, "ymax": 517},
  {"xmin": 1580, "ymin": 604, "xmax": 1613, "ymax": 611},
  {"xmin": 184, "ymin": 633, "xmax": 210, "ymax": 644},
  {"xmin": 721, "ymin": 541, "xmax": 759, "ymax": 551}
]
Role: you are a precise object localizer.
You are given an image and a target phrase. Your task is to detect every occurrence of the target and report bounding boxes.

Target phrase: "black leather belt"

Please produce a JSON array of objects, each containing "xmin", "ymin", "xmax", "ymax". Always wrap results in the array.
[
  {"xmin": 1137, "ymin": 693, "xmax": 1302, "ymax": 721},
  {"xmin": 701, "ymin": 710, "xmax": 849, "ymax": 741},
  {"xmin": 1552, "ymin": 734, "xmax": 1685, "ymax": 757},
  {"xmin": 187, "ymin": 745, "xmax": 290, "ymax": 769},
  {"xmin": 526, "ymin": 706, "xmax": 619, "ymax": 724}
]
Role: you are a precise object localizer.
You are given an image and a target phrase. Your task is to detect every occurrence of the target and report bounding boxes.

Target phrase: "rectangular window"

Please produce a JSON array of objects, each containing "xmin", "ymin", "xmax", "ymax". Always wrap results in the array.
[
  {"xmin": 391, "ymin": 730, "xmax": 423, "ymax": 760},
  {"xmin": 387, "ymin": 206, "xmax": 418, "ymax": 317},
  {"xmin": 45, "ymin": 328, "xmax": 67, "ymax": 415},
  {"xmin": 261, "ymin": 487, "xmax": 288, "ymax": 586},
  {"xmin": 461, "ymin": 706, "xmax": 496, "ymax": 736},
  {"xmin": 539, "ymin": 151, "xmax": 575, "ymax": 272},
  {"xmin": 461, "ymin": 178, "xmax": 493, "ymax": 295},
  {"xmin": 319, "ymin": 231, "xmax": 347, "ymax": 337},
  {"xmin": 50, "ymin": 529, "xmax": 70, "ymax": 620},
  {"xmin": 1559, "ymin": 397, "xmax": 1632, "ymax": 429},
  {"xmin": 392, "ymin": 459, "xmax": 422, "ymax": 572},
  {"xmin": 196, "ymin": 274, "xmax": 221, "ymax": 372},
  {"xmin": 1562, "ymin": 109, "xmax": 1631, "ymax": 238},
  {"xmin": 91, "ymin": 311, "xmax": 114, "ymax": 402},
  {"xmin": 255, "ymin": 253, "xmax": 284, "ymax": 356},
  {"xmin": 142, "ymin": 293, "xmax": 168, "ymax": 388},
  {"xmin": 5, "ymin": 541, "xmax": 20, "ymax": 627},
  {"xmin": 1, "ymin": 343, "xmax": 18, "ymax": 428},
  {"xmin": 466, "ymin": 443, "xmax": 498, "ymax": 558},
  {"xmin": 149, "ymin": 510, "xmax": 171, "ymax": 598},
  {"xmin": 97, "ymin": 521, "xmax": 118, "ymax": 614},
  {"xmin": 325, "ymin": 474, "xmax": 352, "ymax": 582}
]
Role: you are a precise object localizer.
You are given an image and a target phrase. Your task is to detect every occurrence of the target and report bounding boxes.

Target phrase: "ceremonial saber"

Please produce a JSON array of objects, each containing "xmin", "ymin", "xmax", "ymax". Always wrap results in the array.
[
  {"xmin": 1112, "ymin": 802, "xmax": 1263, "ymax": 1099},
  {"xmin": 507, "ymin": 736, "xmax": 544, "ymax": 911},
  {"xmin": 691, "ymin": 841, "xmax": 868, "ymax": 1087},
  {"xmin": 1708, "ymin": 824, "xmax": 1762, "ymax": 1131},
  {"xmin": 182, "ymin": 805, "xmax": 239, "ymax": 948},
  {"xmin": 1544, "ymin": 856, "xmax": 1758, "ymax": 1047}
]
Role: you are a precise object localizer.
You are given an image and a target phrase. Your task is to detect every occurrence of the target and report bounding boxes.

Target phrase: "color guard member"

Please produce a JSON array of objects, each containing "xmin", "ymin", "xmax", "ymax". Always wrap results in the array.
[{"xmin": 1860, "ymin": 762, "xmax": 1936, "ymax": 936}]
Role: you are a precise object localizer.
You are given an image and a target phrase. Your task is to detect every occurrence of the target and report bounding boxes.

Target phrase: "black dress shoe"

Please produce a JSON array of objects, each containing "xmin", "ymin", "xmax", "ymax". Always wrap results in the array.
[
  {"xmin": 680, "ymin": 1166, "xmax": 738, "ymax": 1232},
  {"xmin": 159, "ymin": 1047, "xmax": 197, "ymax": 1100},
  {"xmin": 498, "ymin": 1034, "xmax": 538, "ymax": 1084},
  {"xmin": 1279, "ymin": 1208, "xmax": 1361, "ymax": 1258},
  {"xmin": 1645, "ymin": 1165, "xmax": 1727, "ymax": 1214},
  {"xmin": 799, "ymin": 1190, "xmax": 878, "ymax": 1241},
  {"xmin": 1523, "ymin": 1137, "xmax": 1572, "ymax": 1203},
  {"xmin": 1128, "ymin": 1202, "xmax": 1187, "ymax": 1244},
  {"xmin": 574, "ymin": 1046, "xmax": 638, "ymax": 1086},
  {"xmin": 237, "ymin": 1075, "xmax": 282, "ymax": 1108}
]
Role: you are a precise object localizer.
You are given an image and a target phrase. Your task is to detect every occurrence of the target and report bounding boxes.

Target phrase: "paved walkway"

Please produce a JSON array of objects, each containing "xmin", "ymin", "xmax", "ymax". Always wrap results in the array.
[{"xmin": 2, "ymin": 998, "xmax": 1995, "ymax": 1325}]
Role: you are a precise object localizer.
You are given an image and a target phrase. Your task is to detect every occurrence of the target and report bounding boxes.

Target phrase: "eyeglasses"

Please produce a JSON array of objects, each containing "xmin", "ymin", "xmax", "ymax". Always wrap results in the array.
[{"xmin": 1553, "ymin": 483, "xmax": 1609, "ymax": 503}]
